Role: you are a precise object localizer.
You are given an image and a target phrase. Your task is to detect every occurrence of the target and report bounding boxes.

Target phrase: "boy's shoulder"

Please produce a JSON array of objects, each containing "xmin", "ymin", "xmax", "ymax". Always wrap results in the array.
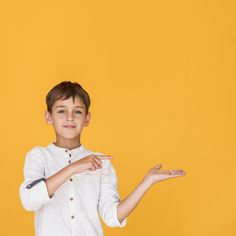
[
  {"xmin": 81, "ymin": 148, "xmax": 104, "ymax": 156},
  {"xmin": 26, "ymin": 145, "xmax": 49, "ymax": 155},
  {"xmin": 24, "ymin": 145, "xmax": 47, "ymax": 159}
]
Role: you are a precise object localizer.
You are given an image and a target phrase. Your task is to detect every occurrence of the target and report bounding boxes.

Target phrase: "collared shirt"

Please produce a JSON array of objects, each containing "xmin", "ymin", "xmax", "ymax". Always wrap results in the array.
[{"xmin": 19, "ymin": 143, "xmax": 127, "ymax": 236}]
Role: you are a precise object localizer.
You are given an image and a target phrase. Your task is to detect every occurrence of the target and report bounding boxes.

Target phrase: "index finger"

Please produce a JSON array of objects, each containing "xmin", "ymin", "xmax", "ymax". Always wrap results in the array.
[{"xmin": 95, "ymin": 155, "xmax": 113, "ymax": 160}]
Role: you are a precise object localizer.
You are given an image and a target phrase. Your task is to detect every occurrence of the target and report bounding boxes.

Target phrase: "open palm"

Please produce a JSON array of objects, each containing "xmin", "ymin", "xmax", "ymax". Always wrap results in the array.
[{"xmin": 143, "ymin": 163, "xmax": 186, "ymax": 186}]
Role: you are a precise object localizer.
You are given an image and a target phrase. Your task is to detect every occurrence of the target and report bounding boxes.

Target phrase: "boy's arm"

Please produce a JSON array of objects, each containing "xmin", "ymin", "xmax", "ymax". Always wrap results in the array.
[
  {"xmin": 20, "ymin": 149, "xmax": 111, "ymax": 211},
  {"xmin": 97, "ymin": 160, "xmax": 128, "ymax": 228},
  {"xmin": 45, "ymin": 164, "xmax": 74, "ymax": 197},
  {"xmin": 20, "ymin": 148, "xmax": 53, "ymax": 211},
  {"xmin": 117, "ymin": 164, "xmax": 186, "ymax": 222},
  {"xmin": 46, "ymin": 154, "xmax": 112, "ymax": 197},
  {"xmin": 117, "ymin": 179, "xmax": 151, "ymax": 222}
]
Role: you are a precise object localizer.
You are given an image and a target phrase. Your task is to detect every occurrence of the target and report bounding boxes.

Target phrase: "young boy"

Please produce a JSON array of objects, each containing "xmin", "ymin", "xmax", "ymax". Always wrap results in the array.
[{"xmin": 19, "ymin": 81, "xmax": 186, "ymax": 236}]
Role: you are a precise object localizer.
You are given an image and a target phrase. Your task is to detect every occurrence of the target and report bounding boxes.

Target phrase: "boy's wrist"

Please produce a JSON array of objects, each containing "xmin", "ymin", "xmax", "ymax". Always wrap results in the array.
[
  {"xmin": 68, "ymin": 163, "xmax": 77, "ymax": 175},
  {"xmin": 140, "ymin": 178, "xmax": 154, "ymax": 190},
  {"xmin": 68, "ymin": 162, "xmax": 84, "ymax": 175}
]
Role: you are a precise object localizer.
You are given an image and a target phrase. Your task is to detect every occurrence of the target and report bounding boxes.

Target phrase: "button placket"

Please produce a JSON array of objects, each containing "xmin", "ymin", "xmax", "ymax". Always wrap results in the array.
[
  {"xmin": 68, "ymin": 151, "xmax": 73, "ymax": 173},
  {"xmin": 69, "ymin": 153, "xmax": 72, "ymax": 164},
  {"xmin": 68, "ymin": 174, "xmax": 76, "ymax": 235},
  {"xmin": 68, "ymin": 152, "xmax": 72, "ymax": 164},
  {"xmin": 67, "ymin": 150, "xmax": 76, "ymax": 235}
]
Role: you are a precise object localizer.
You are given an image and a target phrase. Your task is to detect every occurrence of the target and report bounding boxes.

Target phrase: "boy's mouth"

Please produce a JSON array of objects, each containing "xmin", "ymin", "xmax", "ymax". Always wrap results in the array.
[{"xmin": 63, "ymin": 125, "xmax": 77, "ymax": 128}]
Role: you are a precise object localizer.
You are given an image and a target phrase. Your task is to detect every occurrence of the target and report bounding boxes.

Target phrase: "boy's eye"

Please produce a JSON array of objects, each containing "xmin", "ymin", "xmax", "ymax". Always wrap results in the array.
[
  {"xmin": 57, "ymin": 110, "xmax": 82, "ymax": 114},
  {"xmin": 58, "ymin": 110, "xmax": 65, "ymax": 113}
]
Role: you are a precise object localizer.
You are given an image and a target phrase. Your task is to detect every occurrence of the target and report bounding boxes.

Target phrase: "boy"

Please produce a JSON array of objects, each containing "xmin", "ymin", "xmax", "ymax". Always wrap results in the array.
[{"xmin": 19, "ymin": 81, "xmax": 186, "ymax": 236}]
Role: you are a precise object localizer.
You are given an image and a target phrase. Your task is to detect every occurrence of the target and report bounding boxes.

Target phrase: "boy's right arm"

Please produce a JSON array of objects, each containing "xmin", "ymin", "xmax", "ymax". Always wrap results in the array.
[
  {"xmin": 20, "ymin": 148, "xmax": 52, "ymax": 211},
  {"xmin": 20, "ymin": 148, "xmax": 112, "ymax": 212},
  {"xmin": 45, "ymin": 154, "xmax": 112, "ymax": 197}
]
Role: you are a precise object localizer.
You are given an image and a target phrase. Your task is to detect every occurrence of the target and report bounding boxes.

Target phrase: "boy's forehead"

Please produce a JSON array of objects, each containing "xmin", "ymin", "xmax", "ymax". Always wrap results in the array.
[{"xmin": 53, "ymin": 97, "xmax": 85, "ymax": 108}]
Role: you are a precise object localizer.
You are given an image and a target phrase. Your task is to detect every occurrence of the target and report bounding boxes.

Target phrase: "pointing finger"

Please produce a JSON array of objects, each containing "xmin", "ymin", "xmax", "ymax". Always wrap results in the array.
[{"xmin": 95, "ymin": 155, "xmax": 113, "ymax": 160}]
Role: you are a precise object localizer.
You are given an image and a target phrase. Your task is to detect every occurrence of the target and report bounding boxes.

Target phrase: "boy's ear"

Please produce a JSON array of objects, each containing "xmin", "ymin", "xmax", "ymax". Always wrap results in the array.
[
  {"xmin": 45, "ymin": 111, "xmax": 53, "ymax": 125},
  {"xmin": 84, "ymin": 112, "xmax": 91, "ymax": 127}
]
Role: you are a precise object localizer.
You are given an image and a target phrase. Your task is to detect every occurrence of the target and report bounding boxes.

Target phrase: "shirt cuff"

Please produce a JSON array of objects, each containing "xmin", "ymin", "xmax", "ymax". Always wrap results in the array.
[
  {"xmin": 26, "ymin": 178, "xmax": 46, "ymax": 189},
  {"xmin": 28, "ymin": 179, "xmax": 53, "ymax": 204},
  {"xmin": 113, "ymin": 202, "xmax": 127, "ymax": 228}
]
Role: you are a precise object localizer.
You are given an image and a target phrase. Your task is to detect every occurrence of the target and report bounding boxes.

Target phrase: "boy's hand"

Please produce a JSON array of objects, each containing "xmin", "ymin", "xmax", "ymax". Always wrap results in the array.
[
  {"xmin": 142, "ymin": 164, "xmax": 186, "ymax": 187},
  {"xmin": 70, "ymin": 154, "xmax": 112, "ymax": 174}
]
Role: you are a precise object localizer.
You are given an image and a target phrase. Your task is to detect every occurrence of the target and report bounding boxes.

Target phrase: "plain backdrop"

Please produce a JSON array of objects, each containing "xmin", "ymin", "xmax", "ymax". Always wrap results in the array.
[{"xmin": 0, "ymin": 1, "xmax": 236, "ymax": 235}]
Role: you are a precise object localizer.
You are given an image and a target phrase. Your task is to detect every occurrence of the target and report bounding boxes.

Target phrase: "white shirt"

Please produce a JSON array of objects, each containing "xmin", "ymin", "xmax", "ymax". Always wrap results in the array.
[{"xmin": 19, "ymin": 143, "xmax": 127, "ymax": 236}]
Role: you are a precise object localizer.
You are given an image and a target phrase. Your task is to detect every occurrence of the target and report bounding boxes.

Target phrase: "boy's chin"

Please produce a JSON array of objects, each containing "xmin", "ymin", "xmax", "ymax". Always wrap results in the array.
[
  {"xmin": 63, "ymin": 135, "xmax": 81, "ymax": 139},
  {"xmin": 57, "ymin": 132, "xmax": 81, "ymax": 140}
]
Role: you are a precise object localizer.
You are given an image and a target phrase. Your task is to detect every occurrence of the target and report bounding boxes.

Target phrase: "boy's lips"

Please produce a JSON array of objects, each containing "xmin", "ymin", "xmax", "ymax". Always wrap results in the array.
[{"xmin": 63, "ymin": 125, "xmax": 77, "ymax": 128}]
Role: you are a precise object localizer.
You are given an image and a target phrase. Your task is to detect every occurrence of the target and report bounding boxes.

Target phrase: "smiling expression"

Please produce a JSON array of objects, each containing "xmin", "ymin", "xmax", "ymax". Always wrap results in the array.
[{"xmin": 45, "ymin": 96, "xmax": 90, "ymax": 140}]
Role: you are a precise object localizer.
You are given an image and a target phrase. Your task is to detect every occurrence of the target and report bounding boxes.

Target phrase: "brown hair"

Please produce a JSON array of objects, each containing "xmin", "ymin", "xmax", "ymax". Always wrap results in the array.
[{"xmin": 46, "ymin": 81, "xmax": 91, "ymax": 114}]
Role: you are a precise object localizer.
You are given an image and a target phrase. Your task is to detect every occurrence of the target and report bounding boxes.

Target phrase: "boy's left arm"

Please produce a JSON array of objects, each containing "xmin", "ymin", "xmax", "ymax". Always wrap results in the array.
[
  {"xmin": 117, "ymin": 164, "xmax": 186, "ymax": 223},
  {"xmin": 97, "ymin": 159, "xmax": 127, "ymax": 228}
]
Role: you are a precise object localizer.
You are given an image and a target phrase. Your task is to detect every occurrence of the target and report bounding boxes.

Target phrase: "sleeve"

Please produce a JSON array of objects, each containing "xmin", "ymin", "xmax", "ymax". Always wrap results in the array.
[
  {"xmin": 97, "ymin": 159, "xmax": 127, "ymax": 228},
  {"xmin": 19, "ymin": 147, "xmax": 53, "ymax": 211}
]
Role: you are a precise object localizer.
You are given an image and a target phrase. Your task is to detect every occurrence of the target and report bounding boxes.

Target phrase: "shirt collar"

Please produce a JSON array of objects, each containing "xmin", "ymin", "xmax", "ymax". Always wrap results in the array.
[{"xmin": 48, "ymin": 142, "xmax": 85, "ymax": 155}]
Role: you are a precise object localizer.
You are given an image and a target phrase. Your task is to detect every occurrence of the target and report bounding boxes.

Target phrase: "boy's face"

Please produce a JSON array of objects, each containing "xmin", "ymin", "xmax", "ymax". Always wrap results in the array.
[{"xmin": 45, "ymin": 96, "xmax": 90, "ymax": 140}]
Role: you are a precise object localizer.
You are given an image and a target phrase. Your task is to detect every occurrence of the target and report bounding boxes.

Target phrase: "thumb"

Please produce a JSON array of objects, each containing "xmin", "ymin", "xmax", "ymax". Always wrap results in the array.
[{"xmin": 155, "ymin": 163, "xmax": 162, "ymax": 169}]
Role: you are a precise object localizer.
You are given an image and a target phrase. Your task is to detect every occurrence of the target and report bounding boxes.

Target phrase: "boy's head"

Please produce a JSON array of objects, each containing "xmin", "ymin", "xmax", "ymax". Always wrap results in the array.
[
  {"xmin": 45, "ymin": 81, "xmax": 91, "ymax": 141},
  {"xmin": 46, "ymin": 81, "xmax": 90, "ymax": 115}
]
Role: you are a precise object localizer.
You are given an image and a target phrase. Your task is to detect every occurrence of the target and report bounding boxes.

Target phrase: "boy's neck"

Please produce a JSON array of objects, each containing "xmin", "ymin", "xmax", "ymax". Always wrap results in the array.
[{"xmin": 54, "ymin": 137, "xmax": 82, "ymax": 150}]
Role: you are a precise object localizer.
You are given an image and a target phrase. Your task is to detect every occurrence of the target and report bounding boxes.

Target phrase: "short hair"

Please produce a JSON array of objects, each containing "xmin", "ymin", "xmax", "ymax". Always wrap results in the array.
[{"xmin": 46, "ymin": 81, "xmax": 91, "ymax": 114}]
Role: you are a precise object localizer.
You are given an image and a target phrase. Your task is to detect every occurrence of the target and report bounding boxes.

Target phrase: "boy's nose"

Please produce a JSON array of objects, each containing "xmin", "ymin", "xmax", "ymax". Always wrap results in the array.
[{"xmin": 66, "ymin": 112, "xmax": 74, "ymax": 121}]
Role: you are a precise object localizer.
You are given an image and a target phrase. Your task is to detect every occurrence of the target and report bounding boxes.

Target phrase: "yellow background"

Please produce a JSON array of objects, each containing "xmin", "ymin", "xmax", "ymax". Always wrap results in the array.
[{"xmin": 1, "ymin": 1, "xmax": 236, "ymax": 235}]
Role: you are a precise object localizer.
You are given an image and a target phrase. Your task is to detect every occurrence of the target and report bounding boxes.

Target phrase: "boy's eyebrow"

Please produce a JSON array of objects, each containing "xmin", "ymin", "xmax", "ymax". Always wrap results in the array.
[{"xmin": 55, "ymin": 105, "xmax": 85, "ymax": 109}]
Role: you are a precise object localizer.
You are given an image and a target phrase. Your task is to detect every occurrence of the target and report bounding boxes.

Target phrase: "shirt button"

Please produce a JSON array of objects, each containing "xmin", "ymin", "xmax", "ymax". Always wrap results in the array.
[
  {"xmin": 70, "ymin": 197, "xmax": 73, "ymax": 201},
  {"xmin": 71, "ymin": 215, "xmax": 75, "ymax": 219},
  {"xmin": 68, "ymin": 160, "xmax": 71, "ymax": 164},
  {"xmin": 69, "ymin": 178, "xmax": 73, "ymax": 182},
  {"xmin": 69, "ymin": 153, "xmax": 71, "ymax": 157},
  {"xmin": 65, "ymin": 150, "xmax": 68, "ymax": 152}
]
